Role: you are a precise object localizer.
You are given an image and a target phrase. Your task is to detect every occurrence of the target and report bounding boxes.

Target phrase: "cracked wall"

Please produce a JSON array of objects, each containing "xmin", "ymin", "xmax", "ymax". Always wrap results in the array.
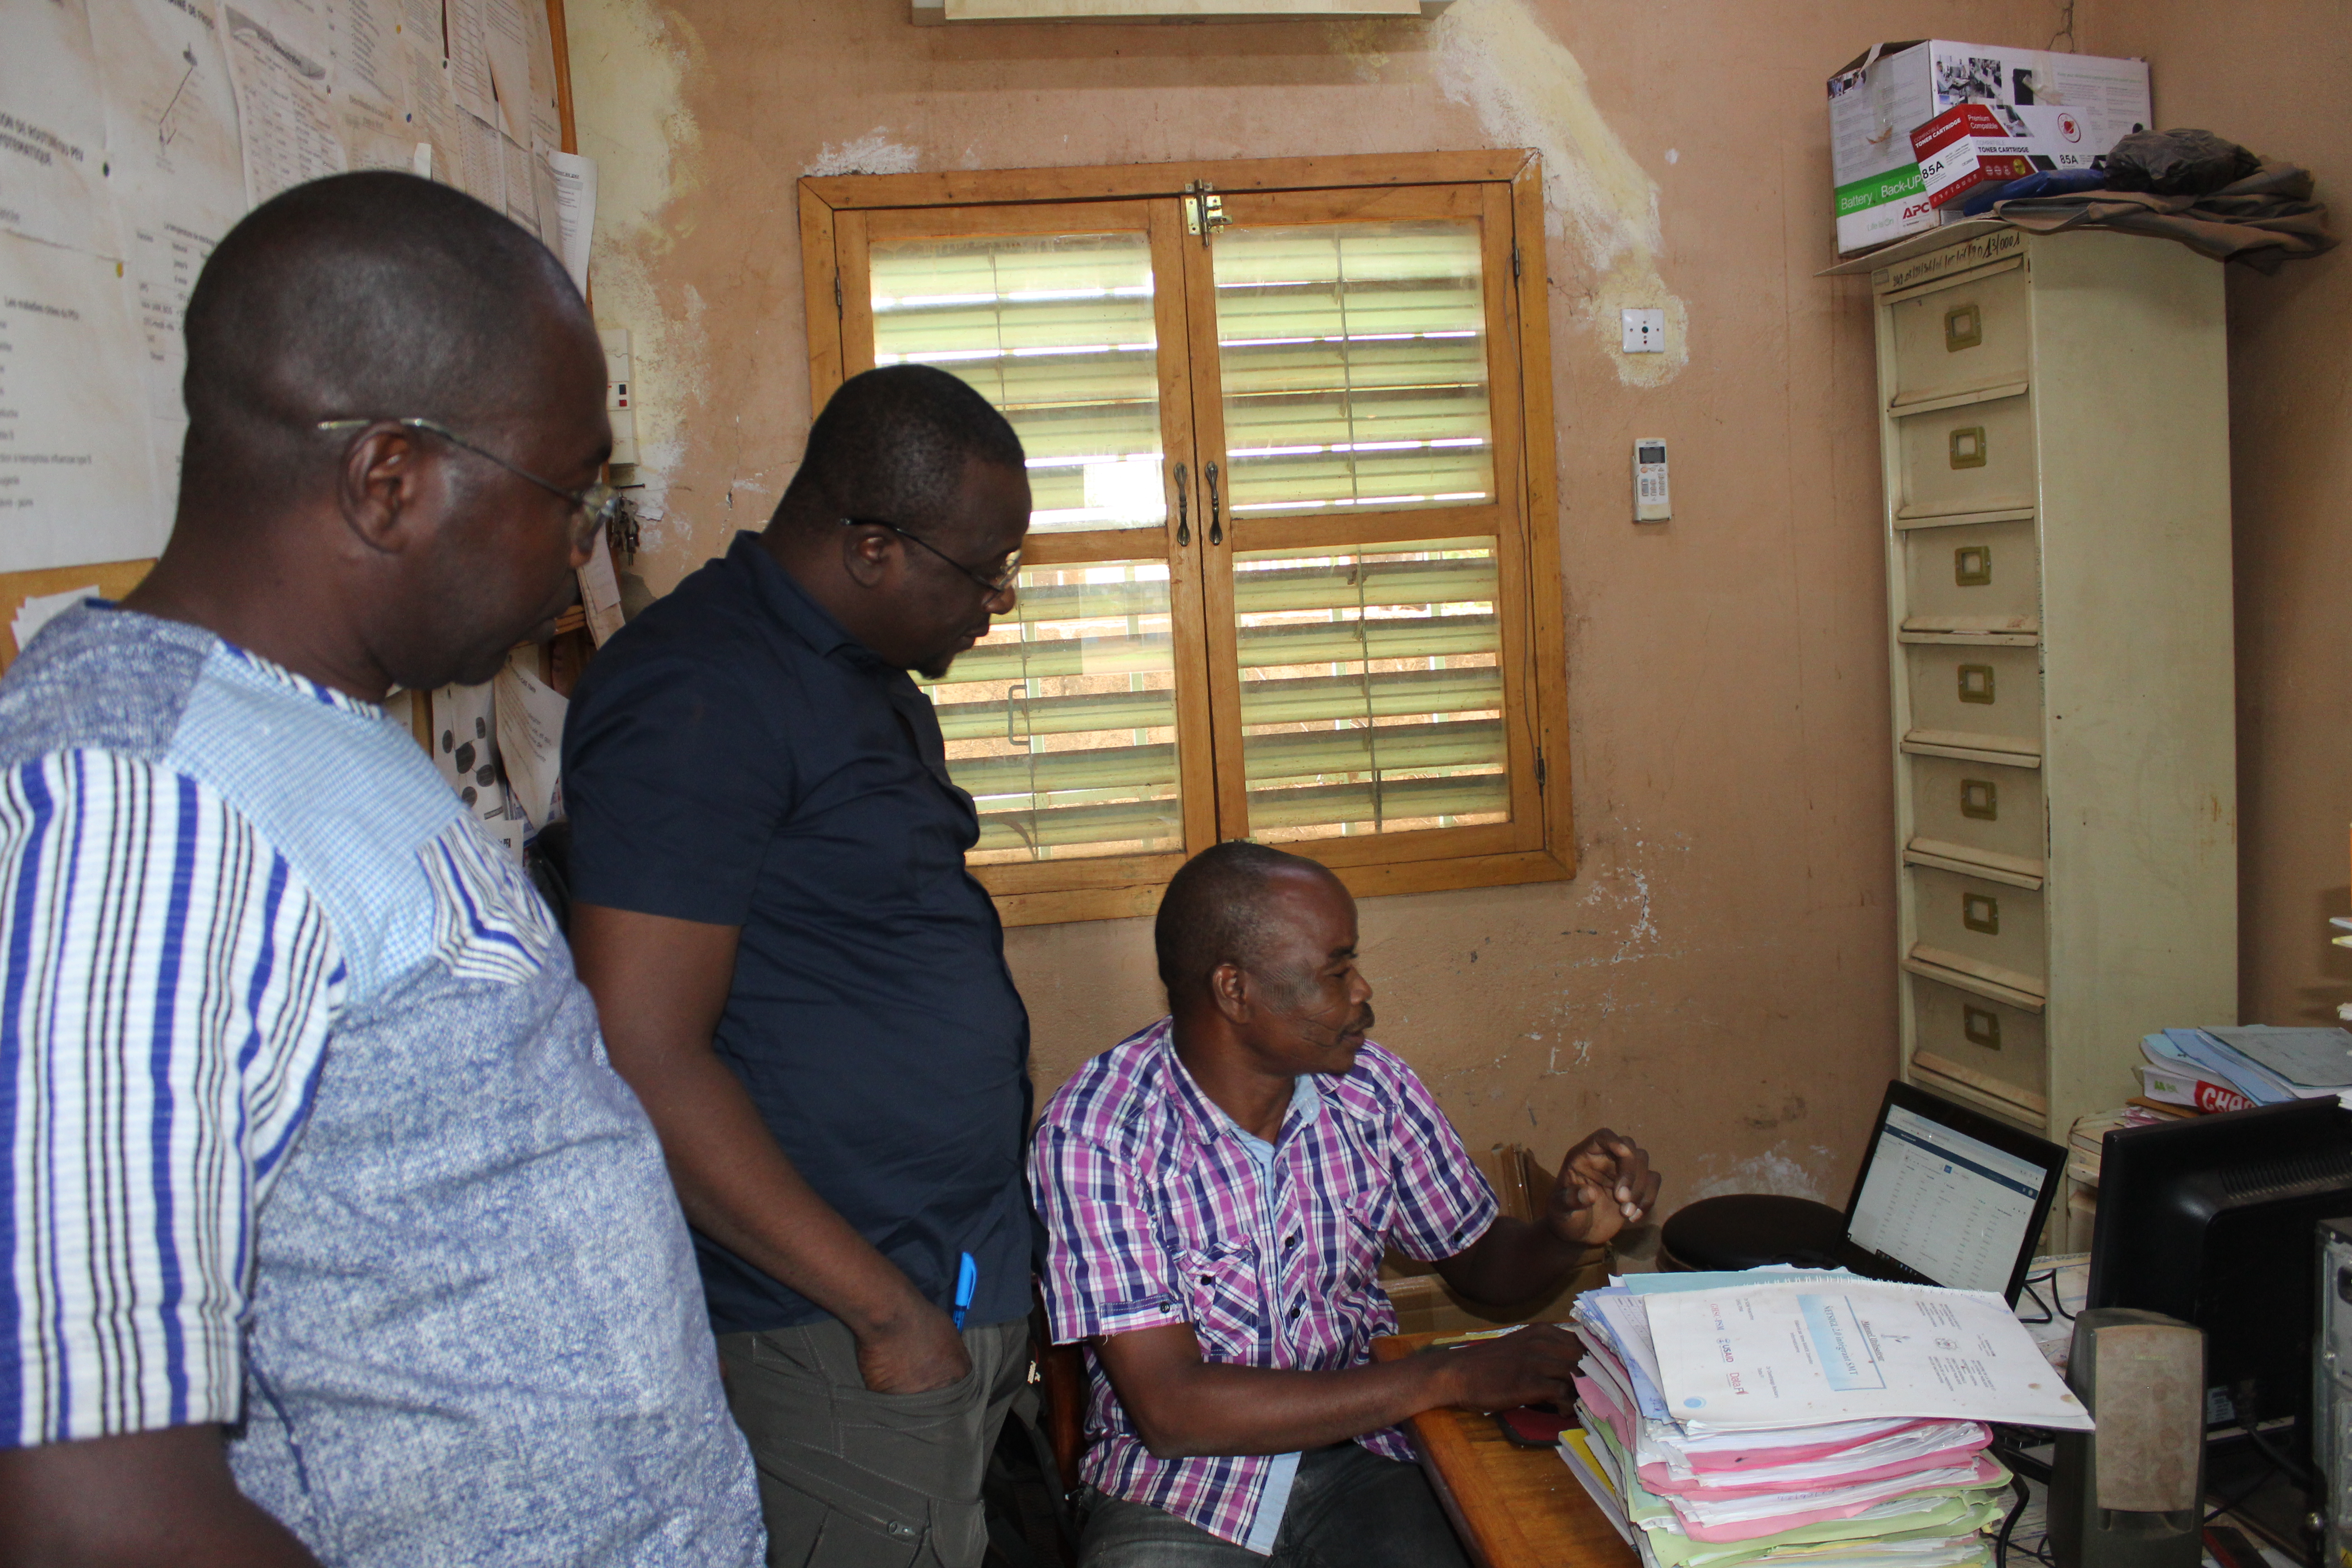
[{"xmin": 567, "ymin": 0, "xmax": 2065, "ymax": 1206}]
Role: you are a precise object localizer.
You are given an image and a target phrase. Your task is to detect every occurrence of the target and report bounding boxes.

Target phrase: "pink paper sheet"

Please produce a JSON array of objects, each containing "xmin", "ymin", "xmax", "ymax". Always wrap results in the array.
[{"xmin": 1669, "ymin": 1454, "xmax": 2008, "ymax": 1542}]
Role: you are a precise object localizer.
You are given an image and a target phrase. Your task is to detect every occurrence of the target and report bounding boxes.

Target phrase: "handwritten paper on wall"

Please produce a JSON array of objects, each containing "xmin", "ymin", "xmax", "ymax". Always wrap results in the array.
[{"xmin": 0, "ymin": 0, "xmax": 591, "ymax": 577}]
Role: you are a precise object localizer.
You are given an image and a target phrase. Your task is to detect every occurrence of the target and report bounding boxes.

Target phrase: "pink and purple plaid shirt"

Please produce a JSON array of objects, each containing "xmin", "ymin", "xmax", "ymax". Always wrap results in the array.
[{"xmin": 1031, "ymin": 1017, "xmax": 1499, "ymax": 1548}]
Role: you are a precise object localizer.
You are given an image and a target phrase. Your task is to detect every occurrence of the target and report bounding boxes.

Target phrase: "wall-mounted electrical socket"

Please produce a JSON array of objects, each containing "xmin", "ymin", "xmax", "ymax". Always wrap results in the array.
[
  {"xmin": 1621, "ymin": 307, "xmax": 1666, "ymax": 353},
  {"xmin": 598, "ymin": 326, "xmax": 638, "ymax": 468}
]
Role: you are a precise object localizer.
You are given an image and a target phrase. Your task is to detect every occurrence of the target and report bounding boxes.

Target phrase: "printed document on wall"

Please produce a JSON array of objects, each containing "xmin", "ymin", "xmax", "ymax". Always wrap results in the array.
[
  {"xmin": 87, "ymin": 0, "xmax": 246, "ymax": 454},
  {"xmin": 544, "ymin": 147, "xmax": 593, "ymax": 294},
  {"xmin": 481, "ymin": 0, "xmax": 531, "ymax": 143},
  {"xmin": 492, "ymin": 652, "xmax": 566, "ymax": 829},
  {"xmin": 322, "ymin": 0, "xmax": 401, "ymax": 112},
  {"xmin": 0, "ymin": 0, "xmax": 116, "ymax": 254},
  {"xmin": 1644, "ymin": 1279, "xmax": 2094, "ymax": 1432},
  {"xmin": 403, "ymin": 27, "xmax": 464, "ymax": 185},
  {"xmin": 221, "ymin": 2, "xmax": 348, "ymax": 207},
  {"xmin": 0, "ymin": 231, "xmax": 166, "ymax": 573},
  {"xmin": 430, "ymin": 679, "xmax": 524, "ymax": 860}
]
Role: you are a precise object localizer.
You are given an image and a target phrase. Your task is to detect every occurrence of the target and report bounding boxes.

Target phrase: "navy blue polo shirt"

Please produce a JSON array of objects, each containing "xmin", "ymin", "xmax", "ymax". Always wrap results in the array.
[{"xmin": 562, "ymin": 531, "xmax": 1033, "ymax": 1336}]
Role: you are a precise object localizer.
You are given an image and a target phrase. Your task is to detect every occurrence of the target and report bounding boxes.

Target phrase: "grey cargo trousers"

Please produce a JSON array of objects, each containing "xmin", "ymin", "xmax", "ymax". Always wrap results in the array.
[{"xmin": 717, "ymin": 1318, "xmax": 1030, "ymax": 1568}]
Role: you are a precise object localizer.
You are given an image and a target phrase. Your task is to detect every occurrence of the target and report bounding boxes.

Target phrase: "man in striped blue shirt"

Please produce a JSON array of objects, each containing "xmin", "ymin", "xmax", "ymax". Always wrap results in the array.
[{"xmin": 0, "ymin": 173, "xmax": 762, "ymax": 1564}]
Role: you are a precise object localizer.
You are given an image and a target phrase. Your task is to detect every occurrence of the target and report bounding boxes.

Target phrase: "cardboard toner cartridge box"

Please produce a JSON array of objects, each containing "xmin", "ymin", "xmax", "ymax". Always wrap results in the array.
[{"xmin": 1828, "ymin": 41, "xmax": 2150, "ymax": 257}]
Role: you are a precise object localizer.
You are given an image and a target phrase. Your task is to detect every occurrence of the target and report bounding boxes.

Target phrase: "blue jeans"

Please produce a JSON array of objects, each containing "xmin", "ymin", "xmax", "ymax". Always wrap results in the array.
[{"xmin": 1076, "ymin": 1444, "xmax": 1471, "ymax": 1568}]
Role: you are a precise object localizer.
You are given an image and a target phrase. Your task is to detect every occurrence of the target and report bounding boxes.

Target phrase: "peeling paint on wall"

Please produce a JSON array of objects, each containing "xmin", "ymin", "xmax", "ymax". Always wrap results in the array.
[
  {"xmin": 1686, "ymin": 1145, "xmax": 1830, "ymax": 1204},
  {"xmin": 569, "ymin": 0, "xmax": 711, "ymax": 559},
  {"xmin": 805, "ymin": 130, "xmax": 922, "ymax": 178},
  {"xmin": 1429, "ymin": 0, "xmax": 1688, "ymax": 386}
]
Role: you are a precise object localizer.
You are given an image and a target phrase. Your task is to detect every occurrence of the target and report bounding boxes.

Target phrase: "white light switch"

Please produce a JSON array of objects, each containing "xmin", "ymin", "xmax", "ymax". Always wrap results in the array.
[
  {"xmin": 1621, "ymin": 308, "xmax": 1666, "ymax": 353},
  {"xmin": 598, "ymin": 326, "xmax": 638, "ymax": 467}
]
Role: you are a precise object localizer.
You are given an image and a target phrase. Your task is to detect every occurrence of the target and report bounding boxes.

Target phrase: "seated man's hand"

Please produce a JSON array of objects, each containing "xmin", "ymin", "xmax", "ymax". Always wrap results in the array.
[
  {"xmin": 1544, "ymin": 1127, "xmax": 1662, "ymax": 1247},
  {"xmin": 1435, "ymin": 1323, "xmax": 1584, "ymax": 1414}
]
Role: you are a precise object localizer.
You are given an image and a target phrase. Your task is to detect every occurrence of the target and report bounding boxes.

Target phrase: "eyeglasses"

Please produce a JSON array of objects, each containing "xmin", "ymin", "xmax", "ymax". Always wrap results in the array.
[
  {"xmin": 843, "ymin": 515, "xmax": 1022, "ymax": 597},
  {"xmin": 316, "ymin": 416, "xmax": 623, "ymax": 550}
]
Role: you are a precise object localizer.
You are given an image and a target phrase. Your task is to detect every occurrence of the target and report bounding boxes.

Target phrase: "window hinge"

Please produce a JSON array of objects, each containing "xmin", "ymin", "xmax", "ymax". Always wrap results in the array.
[
  {"xmin": 1511, "ymin": 243, "xmax": 1522, "ymax": 281},
  {"xmin": 1535, "ymin": 747, "xmax": 1546, "ymax": 791}
]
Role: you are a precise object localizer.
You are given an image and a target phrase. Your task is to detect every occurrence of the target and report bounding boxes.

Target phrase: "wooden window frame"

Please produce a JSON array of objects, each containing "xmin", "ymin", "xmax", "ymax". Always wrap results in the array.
[{"xmin": 800, "ymin": 150, "xmax": 1573, "ymax": 926}]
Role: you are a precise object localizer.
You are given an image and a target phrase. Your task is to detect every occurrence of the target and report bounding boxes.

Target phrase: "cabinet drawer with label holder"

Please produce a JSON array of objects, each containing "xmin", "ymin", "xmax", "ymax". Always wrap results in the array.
[
  {"xmin": 1896, "ymin": 392, "xmax": 2036, "ymax": 521},
  {"xmin": 1904, "ymin": 641, "xmax": 2041, "ymax": 754},
  {"xmin": 1906, "ymin": 862, "xmax": 2048, "ymax": 1001},
  {"xmin": 1907, "ymin": 973, "xmax": 2049, "ymax": 1131},
  {"xmin": 1887, "ymin": 260, "xmax": 2030, "ymax": 412},
  {"xmin": 1900, "ymin": 515, "xmax": 2039, "ymax": 634},
  {"xmin": 1905, "ymin": 751, "xmax": 2047, "ymax": 880}
]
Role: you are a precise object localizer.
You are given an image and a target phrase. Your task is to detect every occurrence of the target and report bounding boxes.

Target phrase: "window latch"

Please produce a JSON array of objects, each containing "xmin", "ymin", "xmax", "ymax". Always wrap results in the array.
[
  {"xmin": 1173, "ymin": 461, "xmax": 1191, "ymax": 547},
  {"xmin": 1183, "ymin": 181, "xmax": 1228, "ymax": 245}
]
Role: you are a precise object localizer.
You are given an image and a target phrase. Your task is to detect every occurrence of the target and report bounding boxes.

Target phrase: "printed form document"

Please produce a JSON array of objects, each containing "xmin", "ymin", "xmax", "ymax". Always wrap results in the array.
[{"xmin": 1646, "ymin": 1279, "xmax": 2093, "ymax": 1432}]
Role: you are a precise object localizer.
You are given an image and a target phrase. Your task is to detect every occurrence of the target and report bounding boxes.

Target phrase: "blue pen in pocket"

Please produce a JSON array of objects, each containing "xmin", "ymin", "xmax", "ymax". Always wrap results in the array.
[{"xmin": 952, "ymin": 1251, "xmax": 978, "ymax": 1331}]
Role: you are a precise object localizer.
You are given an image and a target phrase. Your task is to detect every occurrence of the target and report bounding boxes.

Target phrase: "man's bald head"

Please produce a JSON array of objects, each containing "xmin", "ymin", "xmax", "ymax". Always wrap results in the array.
[
  {"xmin": 179, "ymin": 171, "xmax": 592, "ymax": 510},
  {"xmin": 1155, "ymin": 840, "xmax": 1344, "ymax": 1001},
  {"xmin": 774, "ymin": 365, "xmax": 1025, "ymax": 540}
]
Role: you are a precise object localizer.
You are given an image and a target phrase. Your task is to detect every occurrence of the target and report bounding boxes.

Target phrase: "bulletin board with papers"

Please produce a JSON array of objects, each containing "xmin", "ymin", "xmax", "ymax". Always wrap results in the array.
[{"xmin": 0, "ymin": 0, "xmax": 593, "ymax": 589}]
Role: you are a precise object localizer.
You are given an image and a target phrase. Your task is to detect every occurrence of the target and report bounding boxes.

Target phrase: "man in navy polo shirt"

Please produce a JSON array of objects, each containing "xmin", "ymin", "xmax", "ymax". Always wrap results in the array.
[{"xmin": 563, "ymin": 365, "xmax": 1034, "ymax": 1568}]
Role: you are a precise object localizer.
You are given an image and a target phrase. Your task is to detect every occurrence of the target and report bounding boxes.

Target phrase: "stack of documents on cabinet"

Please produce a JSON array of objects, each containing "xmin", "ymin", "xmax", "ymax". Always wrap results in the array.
[
  {"xmin": 1562, "ymin": 1271, "xmax": 2090, "ymax": 1568},
  {"xmin": 2140, "ymin": 1027, "xmax": 2352, "ymax": 1109}
]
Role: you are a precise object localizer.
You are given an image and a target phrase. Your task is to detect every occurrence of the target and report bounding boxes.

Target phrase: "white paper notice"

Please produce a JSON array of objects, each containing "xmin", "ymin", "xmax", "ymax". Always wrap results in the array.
[
  {"xmin": 80, "ymin": 1, "xmax": 234, "ymax": 458},
  {"xmin": 481, "ymin": 0, "xmax": 530, "ymax": 144},
  {"xmin": 0, "ymin": 231, "xmax": 167, "ymax": 573},
  {"xmin": 576, "ymin": 524, "xmax": 623, "ymax": 645},
  {"xmin": 522, "ymin": 0, "xmax": 560, "ymax": 148},
  {"xmin": 338, "ymin": 92, "xmax": 414, "ymax": 171},
  {"xmin": 322, "ymin": 0, "xmax": 400, "ymax": 110},
  {"xmin": 544, "ymin": 145, "xmax": 592, "ymax": 294},
  {"xmin": 402, "ymin": 29, "xmax": 462, "ymax": 185},
  {"xmin": 491, "ymin": 652, "xmax": 565, "ymax": 828},
  {"xmin": 430, "ymin": 678, "xmax": 524, "ymax": 859},
  {"xmin": 443, "ymin": 0, "xmax": 494, "ymax": 122},
  {"xmin": 0, "ymin": 0, "xmax": 115, "ymax": 253},
  {"xmin": 222, "ymin": 4, "xmax": 348, "ymax": 208},
  {"xmin": 1645, "ymin": 1280, "xmax": 2094, "ymax": 1433},
  {"xmin": 497, "ymin": 128, "xmax": 536, "ymax": 236},
  {"xmin": 455, "ymin": 108, "xmax": 501, "ymax": 206},
  {"xmin": 10, "ymin": 584, "xmax": 98, "ymax": 657}
]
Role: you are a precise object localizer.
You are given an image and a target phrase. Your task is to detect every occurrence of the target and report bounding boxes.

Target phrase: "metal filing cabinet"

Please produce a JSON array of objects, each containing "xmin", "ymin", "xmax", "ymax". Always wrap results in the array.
[{"xmin": 1860, "ymin": 222, "xmax": 2237, "ymax": 1149}]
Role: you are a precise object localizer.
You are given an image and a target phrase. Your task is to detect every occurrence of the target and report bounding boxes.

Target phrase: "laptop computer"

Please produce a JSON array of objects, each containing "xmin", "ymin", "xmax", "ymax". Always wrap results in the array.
[{"xmin": 1832, "ymin": 1080, "xmax": 2068, "ymax": 1304}]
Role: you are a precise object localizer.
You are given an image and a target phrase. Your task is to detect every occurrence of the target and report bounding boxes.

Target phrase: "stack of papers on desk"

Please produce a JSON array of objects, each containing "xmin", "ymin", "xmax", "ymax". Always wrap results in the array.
[{"xmin": 1561, "ymin": 1272, "xmax": 2087, "ymax": 1568}]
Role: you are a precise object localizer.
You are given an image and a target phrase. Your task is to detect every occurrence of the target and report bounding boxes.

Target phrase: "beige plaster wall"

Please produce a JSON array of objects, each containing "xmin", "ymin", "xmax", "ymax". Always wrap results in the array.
[
  {"xmin": 2079, "ymin": 1, "xmax": 2352, "ymax": 1029},
  {"xmin": 566, "ymin": 0, "xmax": 2064, "ymax": 1207}
]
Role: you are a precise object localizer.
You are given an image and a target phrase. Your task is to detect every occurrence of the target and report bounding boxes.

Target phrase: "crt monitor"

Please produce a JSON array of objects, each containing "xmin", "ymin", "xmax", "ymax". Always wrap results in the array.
[{"xmin": 2088, "ymin": 1097, "xmax": 2352, "ymax": 1468}]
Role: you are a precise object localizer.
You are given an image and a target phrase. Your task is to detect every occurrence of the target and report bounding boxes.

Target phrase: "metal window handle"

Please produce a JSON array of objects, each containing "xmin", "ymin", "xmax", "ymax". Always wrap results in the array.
[
  {"xmin": 1205, "ymin": 461, "xmax": 1223, "ymax": 546},
  {"xmin": 1173, "ymin": 462, "xmax": 1190, "ymax": 548},
  {"xmin": 1005, "ymin": 683, "xmax": 1030, "ymax": 745}
]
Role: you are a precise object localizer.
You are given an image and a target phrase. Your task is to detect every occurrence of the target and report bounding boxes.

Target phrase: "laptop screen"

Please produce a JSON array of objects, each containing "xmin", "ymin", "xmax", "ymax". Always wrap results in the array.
[{"xmin": 1847, "ymin": 1100, "xmax": 2055, "ymax": 1293}]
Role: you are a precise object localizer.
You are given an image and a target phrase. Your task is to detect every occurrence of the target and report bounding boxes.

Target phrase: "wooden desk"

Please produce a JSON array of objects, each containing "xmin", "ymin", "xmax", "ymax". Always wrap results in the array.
[{"xmin": 1372, "ymin": 1332, "xmax": 1640, "ymax": 1568}]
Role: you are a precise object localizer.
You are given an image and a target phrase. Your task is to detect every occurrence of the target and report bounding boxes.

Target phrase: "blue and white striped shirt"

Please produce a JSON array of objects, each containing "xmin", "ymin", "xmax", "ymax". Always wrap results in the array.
[
  {"xmin": 1, "ymin": 683, "xmax": 347, "ymax": 1443},
  {"xmin": 0, "ymin": 603, "xmax": 762, "ymax": 1565}
]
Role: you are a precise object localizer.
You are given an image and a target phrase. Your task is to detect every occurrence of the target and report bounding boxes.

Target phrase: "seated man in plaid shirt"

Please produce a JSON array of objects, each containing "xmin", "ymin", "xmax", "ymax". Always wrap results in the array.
[{"xmin": 1033, "ymin": 841, "xmax": 1663, "ymax": 1566}]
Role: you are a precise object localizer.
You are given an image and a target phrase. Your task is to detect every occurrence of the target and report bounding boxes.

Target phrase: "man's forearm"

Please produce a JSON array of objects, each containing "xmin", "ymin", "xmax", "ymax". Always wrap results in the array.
[
  {"xmin": 1433, "ymin": 1215, "xmax": 1585, "ymax": 1308},
  {"xmin": 0, "ymin": 1426, "xmax": 322, "ymax": 1567},
  {"xmin": 629, "ymin": 1044, "xmax": 930, "ymax": 1334},
  {"xmin": 1120, "ymin": 1356, "xmax": 1452, "ymax": 1459}
]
